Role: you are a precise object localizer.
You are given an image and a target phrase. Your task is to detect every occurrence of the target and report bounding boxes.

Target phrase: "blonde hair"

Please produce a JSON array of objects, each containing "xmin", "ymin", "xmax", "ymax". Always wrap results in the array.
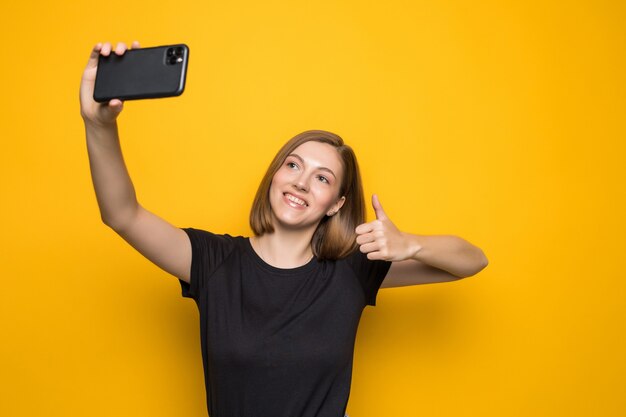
[{"xmin": 249, "ymin": 130, "xmax": 365, "ymax": 260}]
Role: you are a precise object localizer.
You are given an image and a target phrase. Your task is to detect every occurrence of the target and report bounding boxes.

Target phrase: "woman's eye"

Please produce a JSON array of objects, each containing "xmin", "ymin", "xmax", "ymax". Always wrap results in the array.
[
  {"xmin": 287, "ymin": 162, "xmax": 298, "ymax": 169},
  {"xmin": 318, "ymin": 175, "xmax": 329, "ymax": 184}
]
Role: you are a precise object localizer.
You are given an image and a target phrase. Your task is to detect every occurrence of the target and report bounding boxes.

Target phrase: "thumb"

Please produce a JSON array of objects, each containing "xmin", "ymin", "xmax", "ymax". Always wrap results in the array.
[
  {"xmin": 107, "ymin": 99, "xmax": 124, "ymax": 115},
  {"xmin": 372, "ymin": 194, "xmax": 387, "ymax": 220}
]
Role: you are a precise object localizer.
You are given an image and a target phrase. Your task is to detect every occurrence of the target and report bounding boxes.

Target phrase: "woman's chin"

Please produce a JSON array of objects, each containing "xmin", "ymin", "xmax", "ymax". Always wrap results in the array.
[{"xmin": 272, "ymin": 213, "xmax": 323, "ymax": 232}]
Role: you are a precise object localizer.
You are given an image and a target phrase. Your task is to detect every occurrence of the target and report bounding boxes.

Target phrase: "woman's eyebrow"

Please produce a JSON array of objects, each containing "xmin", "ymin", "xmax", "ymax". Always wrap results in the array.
[{"xmin": 288, "ymin": 153, "xmax": 337, "ymax": 179}]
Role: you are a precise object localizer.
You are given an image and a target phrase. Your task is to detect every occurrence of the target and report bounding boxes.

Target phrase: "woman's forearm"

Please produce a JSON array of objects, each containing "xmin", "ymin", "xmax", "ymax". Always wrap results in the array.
[
  {"xmin": 407, "ymin": 233, "xmax": 489, "ymax": 277},
  {"xmin": 84, "ymin": 121, "xmax": 139, "ymax": 230}
]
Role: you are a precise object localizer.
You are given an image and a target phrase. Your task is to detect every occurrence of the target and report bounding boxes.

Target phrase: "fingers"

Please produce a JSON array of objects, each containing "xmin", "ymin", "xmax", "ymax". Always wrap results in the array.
[
  {"xmin": 114, "ymin": 40, "xmax": 141, "ymax": 53},
  {"xmin": 372, "ymin": 194, "xmax": 387, "ymax": 220},
  {"xmin": 108, "ymin": 98, "xmax": 124, "ymax": 115},
  {"xmin": 365, "ymin": 251, "xmax": 384, "ymax": 261},
  {"xmin": 100, "ymin": 42, "xmax": 111, "ymax": 56},
  {"xmin": 359, "ymin": 240, "xmax": 388, "ymax": 261},
  {"xmin": 355, "ymin": 223, "xmax": 383, "ymax": 254},
  {"xmin": 359, "ymin": 242, "xmax": 379, "ymax": 254},
  {"xmin": 93, "ymin": 40, "xmax": 139, "ymax": 58},
  {"xmin": 101, "ymin": 42, "xmax": 126, "ymax": 56},
  {"xmin": 355, "ymin": 221, "xmax": 374, "ymax": 235},
  {"xmin": 86, "ymin": 40, "xmax": 139, "ymax": 70},
  {"xmin": 355, "ymin": 218, "xmax": 386, "ymax": 235},
  {"xmin": 356, "ymin": 233, "xmax": 375, "ymax": 245},
  {"xmin": 115, "ymin": 42, "xmax": 129, "ymax": 55},
  {"xmin": 86, "ymin": 42, "xmax": 103, "ymax": 69}
]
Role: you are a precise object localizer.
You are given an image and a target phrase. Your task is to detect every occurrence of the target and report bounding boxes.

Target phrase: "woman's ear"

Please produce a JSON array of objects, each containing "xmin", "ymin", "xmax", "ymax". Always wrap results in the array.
[{"xmin": 327, "ymin": 196, "xmax": 346, "ymax": 216}]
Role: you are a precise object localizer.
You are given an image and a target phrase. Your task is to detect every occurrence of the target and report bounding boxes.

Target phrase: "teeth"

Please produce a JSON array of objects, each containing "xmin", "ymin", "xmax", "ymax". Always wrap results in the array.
[{"xmin": 285, "ymin": 193, "xmax": 307, "ymax": 206}]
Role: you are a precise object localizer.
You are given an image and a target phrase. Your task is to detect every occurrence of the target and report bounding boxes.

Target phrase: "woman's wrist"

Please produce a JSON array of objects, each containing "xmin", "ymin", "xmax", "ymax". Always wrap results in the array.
[
  {"xmin": 402, "ymin": 232, "xmax": 424, "ymax": 261},
  {"xmin": 83, "ymin": 117, "xmax": 118, "ymax": 134}
]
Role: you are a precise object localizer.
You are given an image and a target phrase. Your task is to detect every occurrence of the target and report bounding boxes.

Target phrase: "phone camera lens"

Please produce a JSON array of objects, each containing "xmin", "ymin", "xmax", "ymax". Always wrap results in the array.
[
  {"xmin": 175, "ymin": 47, "xmax": 184, "ymax": 56},
  {"xmin": 167, "ymin": 48, "xmax": 174, "ymax": 57},
  {"xmin": 168, "ymin": 56, "xmax": 178, "ymax": 65}
]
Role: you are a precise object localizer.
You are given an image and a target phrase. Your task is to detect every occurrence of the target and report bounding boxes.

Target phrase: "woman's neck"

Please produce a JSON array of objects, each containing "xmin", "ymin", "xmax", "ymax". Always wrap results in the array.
[{"xmin": 251, "ymin": 227, "xmax": 315, "ymax": 268}]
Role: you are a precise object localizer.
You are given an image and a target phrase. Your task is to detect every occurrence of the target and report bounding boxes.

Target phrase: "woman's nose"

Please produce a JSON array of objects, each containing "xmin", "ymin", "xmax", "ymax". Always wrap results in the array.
[{"xmin": 293, "ymin": 175, "xmax": 309, "ymax": 192}]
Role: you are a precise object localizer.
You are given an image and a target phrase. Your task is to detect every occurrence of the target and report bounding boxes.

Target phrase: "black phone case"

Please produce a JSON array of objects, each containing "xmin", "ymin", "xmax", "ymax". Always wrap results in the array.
[{"xmin": 93, "ymin": 44, "xmax": 189, "ymax": 103}]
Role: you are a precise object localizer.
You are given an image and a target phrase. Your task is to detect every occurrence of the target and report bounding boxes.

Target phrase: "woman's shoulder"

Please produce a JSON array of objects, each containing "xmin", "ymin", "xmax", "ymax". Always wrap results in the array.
[
  {"xmin": 337, "ymin": 247, "xmax": 391, "ymax": 274},
  {"xmin": 182, "ymin": 227, "xmax": 245, "ymax": 239},
  {"xmin": 181, "ymin": 227, "xmax": 248, "ymax": 251}
]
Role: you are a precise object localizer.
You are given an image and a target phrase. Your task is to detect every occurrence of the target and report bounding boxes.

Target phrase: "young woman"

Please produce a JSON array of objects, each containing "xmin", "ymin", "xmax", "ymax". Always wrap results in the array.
[{"xmin": 80, "ymin": 41, "xmax": 489, "ymax": 417}]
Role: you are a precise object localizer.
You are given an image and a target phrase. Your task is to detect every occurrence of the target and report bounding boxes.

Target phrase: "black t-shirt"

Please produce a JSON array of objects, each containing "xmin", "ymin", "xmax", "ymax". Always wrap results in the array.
[{"xmin": 178, "ymin": 227, "xmax": 391, "ymax": 417}]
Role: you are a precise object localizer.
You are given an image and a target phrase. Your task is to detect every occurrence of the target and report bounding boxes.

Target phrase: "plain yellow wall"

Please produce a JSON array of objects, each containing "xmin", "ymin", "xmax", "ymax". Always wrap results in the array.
[{"xmin": 1, "ymin": 0, "xmax": 624, "ymax": 416}]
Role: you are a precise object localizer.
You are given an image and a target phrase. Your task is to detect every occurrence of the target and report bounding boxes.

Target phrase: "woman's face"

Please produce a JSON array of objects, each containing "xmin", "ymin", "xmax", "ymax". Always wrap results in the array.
[{"xmin": 269, "ymin": 141, "xmax": 346, "ymax": 232}]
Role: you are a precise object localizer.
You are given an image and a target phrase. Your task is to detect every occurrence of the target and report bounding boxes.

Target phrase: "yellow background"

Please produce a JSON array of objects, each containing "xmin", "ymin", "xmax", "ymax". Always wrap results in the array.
[{"xmin": 1, "ymin": 0, "xmax": 625, "ymax": 416}]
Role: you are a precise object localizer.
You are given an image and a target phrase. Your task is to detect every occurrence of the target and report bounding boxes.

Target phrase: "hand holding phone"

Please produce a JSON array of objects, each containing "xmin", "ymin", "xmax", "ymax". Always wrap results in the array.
[
  {"xmin": 93, "ymin": 43, "xmax": 189, "ymax": 103},
  {"xmin": 79, "ymin": 41, "xmax": 139, "ymax": 126},
  {"xmin": 79, "ymin": 41, "xmax": 189, "ymax": 125}
]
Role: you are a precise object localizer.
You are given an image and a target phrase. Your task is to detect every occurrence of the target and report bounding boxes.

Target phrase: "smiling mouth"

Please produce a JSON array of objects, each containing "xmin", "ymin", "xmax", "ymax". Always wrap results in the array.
[{"xmin": 284, "ymin": 193, "xmax": 308, "ymax": 207}]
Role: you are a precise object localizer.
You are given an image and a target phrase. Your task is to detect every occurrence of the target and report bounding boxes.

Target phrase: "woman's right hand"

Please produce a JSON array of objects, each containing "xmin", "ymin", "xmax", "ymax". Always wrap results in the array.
[{"xmin": 79, "ymin": 41, "xmax": 140, "ymax": 127}]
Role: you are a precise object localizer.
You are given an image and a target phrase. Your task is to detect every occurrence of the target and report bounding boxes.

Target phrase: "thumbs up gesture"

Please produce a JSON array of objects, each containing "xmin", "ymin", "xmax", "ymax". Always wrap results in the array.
[{"xmin": 355, "ymin": 194, "xmax": 421, "ymax": 261}]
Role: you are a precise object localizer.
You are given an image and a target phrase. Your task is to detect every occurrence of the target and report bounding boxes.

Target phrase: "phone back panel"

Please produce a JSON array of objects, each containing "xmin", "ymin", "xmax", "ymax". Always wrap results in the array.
[{"xmin": 93, "ymin": 44, "xmax": 189, "ymax": 103}]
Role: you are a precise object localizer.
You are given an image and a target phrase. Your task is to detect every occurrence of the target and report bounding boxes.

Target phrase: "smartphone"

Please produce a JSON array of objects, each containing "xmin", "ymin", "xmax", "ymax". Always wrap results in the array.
[{"xmin": 93, "ymin": 44, "xmax": 189, "ymax": 103}]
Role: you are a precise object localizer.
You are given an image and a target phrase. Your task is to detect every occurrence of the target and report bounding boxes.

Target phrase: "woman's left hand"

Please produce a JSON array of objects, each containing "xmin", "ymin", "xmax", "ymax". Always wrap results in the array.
[{"xmin": 355, "ymin": 194, "xmax": 422, "ymax": 261}]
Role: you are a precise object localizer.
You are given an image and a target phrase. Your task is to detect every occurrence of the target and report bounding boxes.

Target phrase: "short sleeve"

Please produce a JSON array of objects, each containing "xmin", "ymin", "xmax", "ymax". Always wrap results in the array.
[
  {"xmin": 344, "ymin": 249, "xmax": 392, "ymax": 306},
  {"xmin": 178, "ymin": 228, "xmax": 237, "ymax": 301}
]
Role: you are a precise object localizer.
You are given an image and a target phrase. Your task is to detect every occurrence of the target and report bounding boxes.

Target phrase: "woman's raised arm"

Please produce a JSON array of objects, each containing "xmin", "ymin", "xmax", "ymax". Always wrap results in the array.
[{"xmin": 79, "ymin": 41, "xmax": 191, "ymax": 283}]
